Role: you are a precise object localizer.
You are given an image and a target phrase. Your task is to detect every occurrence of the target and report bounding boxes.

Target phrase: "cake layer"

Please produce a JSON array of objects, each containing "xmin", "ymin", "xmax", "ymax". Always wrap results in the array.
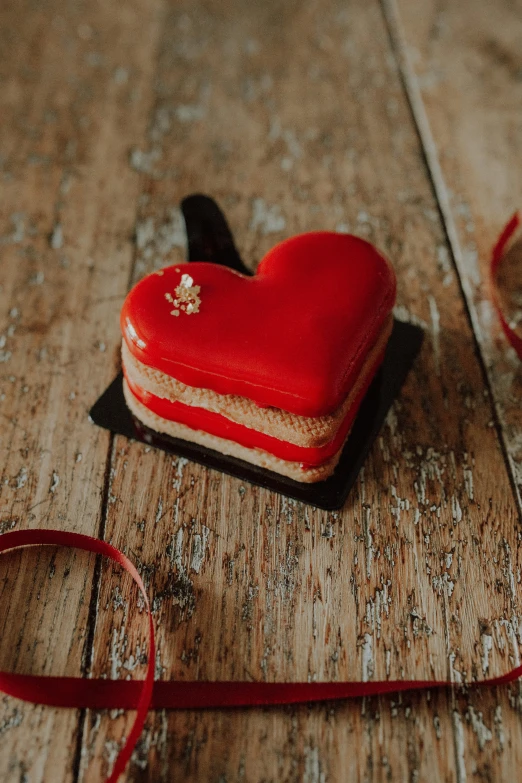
[
  {"xmin": 123, "ymin": 379, "xmax": 346, "ymax": 483},
  {"xmin": 121, "ymin": 233, "xmax": 396, "ymax": 417},
  {"xmin": 122, "ymin": 314, "xmax": 393, "ymax": 448},
  {"xmin": 123, "ymin": 369, "xmax": 368, "ymax": 466}
]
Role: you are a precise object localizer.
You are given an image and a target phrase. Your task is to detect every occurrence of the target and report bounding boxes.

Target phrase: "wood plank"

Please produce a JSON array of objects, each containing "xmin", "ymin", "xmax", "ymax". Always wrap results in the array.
[
  {"xmin": 78, "ymin": 0, "xmax": 522, "ymax": 780},
  {"xmin": 385, "ymin": 1, "xmax": 522, "ymax": 779},
  {"xmin": 0, "ymin": 0, "xmax": 162, "ymax": 779},
  {"xmin": 386, "ymin": 0, "xmax": 522, "ymax": 503}
]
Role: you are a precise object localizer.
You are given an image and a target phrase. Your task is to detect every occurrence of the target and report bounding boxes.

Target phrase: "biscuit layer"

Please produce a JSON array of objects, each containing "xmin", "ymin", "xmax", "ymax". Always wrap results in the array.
[
  {"xmin": 124, "ymin": 371, "xmax": 362, "ymax": 465},
  {"xmin": 123, "ymin": 379, "xmax": 346, "ymax": 483}
]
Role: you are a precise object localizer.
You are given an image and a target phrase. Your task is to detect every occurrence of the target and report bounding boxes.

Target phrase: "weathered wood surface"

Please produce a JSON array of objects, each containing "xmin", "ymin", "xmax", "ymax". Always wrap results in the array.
[
  {"xmin": 387, "ymin": 0, "xmax": 522, "ymax": 778},
  {"xmin": 388, "ymin": 0, "xmax": 522, "ymax": 505},
  {"xmin": 0, "ymin": 0, "xmax": 521, "ymax": 781},
  {"xmin": 0, "ymin": 0, "xmax": 162, "ymax": 780}
]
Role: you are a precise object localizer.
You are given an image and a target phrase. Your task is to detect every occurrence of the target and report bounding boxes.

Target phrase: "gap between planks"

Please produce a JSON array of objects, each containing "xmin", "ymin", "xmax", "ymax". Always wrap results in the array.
[
  {"xmin": 71, "ymin": 433, "xmax": 115, "ymax": 782},
  {"xmin": 70, "ymin": 5, "xmax": 169, "ymax": 779}
]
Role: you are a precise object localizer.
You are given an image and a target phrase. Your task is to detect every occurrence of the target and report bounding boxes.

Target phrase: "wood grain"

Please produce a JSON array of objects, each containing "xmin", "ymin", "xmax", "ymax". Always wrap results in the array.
[
  {"xmin": 0, "ymin": 0, "xmax": 162, "ymax": 779},
  {"xmin": 1, "ymin": 0, "xmax": 521, "ymax": 781},
  {"xmin": 77, "ymin": 0, "xmax": 520, "ymax": 780},
  {"xmin": 388, "ymin": 0, "xmax": 522, "ymax": 504},
  {"xmin": 386, "ymin": 0, "xmax": 522, "ymax": 779}
]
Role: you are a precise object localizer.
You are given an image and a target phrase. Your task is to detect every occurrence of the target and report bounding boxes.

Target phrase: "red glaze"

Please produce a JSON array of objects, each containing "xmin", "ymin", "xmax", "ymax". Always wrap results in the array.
[
  {"xmin": 121, "ymin": 232, "xmax": 396, "ymax": 417},
  {"xmin": 124, "ymin": 341, "xmax": 385, "ymax": 466}
]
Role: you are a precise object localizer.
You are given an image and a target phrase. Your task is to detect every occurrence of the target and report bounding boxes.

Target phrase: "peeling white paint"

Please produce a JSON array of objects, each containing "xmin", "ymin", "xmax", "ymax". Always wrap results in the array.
[
  {"xmin": 432, "ymin": 572, "xmax": 454, "ymax": 597},
  {"xmin": 452, "ymin": 710, "xmax": 467, "ymax": 783},
  {"xmin": 361, "ymin": 505, "xmax": 373, "ymax": 579},
  {"xmin": 190, "ymin": 525, "xmax": 210, "ymax": 573},
  {"xmin": 361, "ymin": 633, "xmax": 374, "ymax": 682},
  {"xmin": 0, "ymin": 706, "xmax": 23, "ymax": 736},
  {"xmin": 50, "ymin": 222, "xmax": 63, "ymax": 249},
  {"xmin": 109, "ymin": 625, "xmax": 125, "ymax": 680},
  {"xmin": 366, "ymin": 581, "xmax": 390, "ymax": 639},
  {"xmin": 494, "ymin": 705, "xmax": 505, "ymax": 749},
  {"xmin": 390, "ymin": 484, "xmax": 410, "ymax": 526},
  {"xmin": 451, "ymin": 495, "xmax": 462, "ymax": 524},
  {"xmin": 392, "ymin": 304, "xmax": 428, "ymax": 330},
  {"xmin": 467, "ymin": 706, "xmax": 492, "ymax": 750},
  {"xmin": 480, "ymin": 632, "xmax": 493, "ymax": 674},
  {"xmin": 303, "ymin": 745, "xmax": 326, "ymax": 783},
  {"xmin": 15, "ymin": 466, "xmax": 27, "ymax": 489},
  {"xmin": 172, "ymin": 527, "xmax": 184, "ymax": 572},
  {"xmin": 428, "ymin": 295, "xmax": 441, "ymax": 375},
  {"xmin": 250, "ymin": 198, "xmax": 286, "ymax": 235},
  {"xmin": 49, "ymin": 472, "xmax": 60, "ymax": 493},
  {"xmin": 463, "ymin": 466, "xmax": 474, "ymax": 501},
  {"xmin": 175, "ymin": 104, "xmax": 206, "ymax": 122},
  {"xmin": 129, "ymin": 146, "xmax": 162, "ymax": 176},
  {"xmin": 135, "ymin": 208, "xmax": 187, "ymax": 266}
]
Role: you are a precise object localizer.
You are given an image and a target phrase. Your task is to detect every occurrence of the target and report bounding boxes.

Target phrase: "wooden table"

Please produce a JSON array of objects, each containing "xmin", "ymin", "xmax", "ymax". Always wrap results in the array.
[{"xmin": 1, "ymin": 0, "xmax": 521, "ymax": 780}]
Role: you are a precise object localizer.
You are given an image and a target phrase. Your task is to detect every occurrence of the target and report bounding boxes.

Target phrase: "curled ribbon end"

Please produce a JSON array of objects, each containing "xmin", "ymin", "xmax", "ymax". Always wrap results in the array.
[{"xmin": 491, "ymin": 211, "xmax": 522, "ymax": 358}]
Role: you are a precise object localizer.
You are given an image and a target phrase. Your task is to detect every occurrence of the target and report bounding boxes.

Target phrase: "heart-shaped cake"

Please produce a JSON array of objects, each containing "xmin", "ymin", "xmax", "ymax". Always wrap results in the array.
[{"xmin": 121, "ymin": 232, "xmax": 396, "ymax": 482}]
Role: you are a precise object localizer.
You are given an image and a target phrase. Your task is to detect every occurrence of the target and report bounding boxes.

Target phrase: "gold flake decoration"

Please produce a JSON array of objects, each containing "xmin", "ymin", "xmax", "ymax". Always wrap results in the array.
[{"xmin": 164, "ymin": 273, "xmax": 201, "ymax": 317}]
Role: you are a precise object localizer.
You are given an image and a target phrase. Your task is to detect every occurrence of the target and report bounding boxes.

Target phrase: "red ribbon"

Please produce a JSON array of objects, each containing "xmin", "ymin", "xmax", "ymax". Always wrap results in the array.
[
  {"xmin": 0, "ymin": 529, "xmax": 155, "ymax": 783},
  {"xmin": 1, "ymin": 216, "xmax": 521, "ymax": 781},
  {"xmin": 490, "ymin": 211, "xmax": 522, "ymax": 358}
]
